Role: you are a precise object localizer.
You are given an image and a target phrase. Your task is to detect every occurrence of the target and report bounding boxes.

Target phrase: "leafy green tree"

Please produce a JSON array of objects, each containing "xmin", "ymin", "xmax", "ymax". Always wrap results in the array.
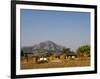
[
  {"xmin": 62, "ymin": 48, "xmax": 70, "ymax": 55},
  {"xmin": 76, "ymin": 45, "xmax": 90, "ymax": 57}
]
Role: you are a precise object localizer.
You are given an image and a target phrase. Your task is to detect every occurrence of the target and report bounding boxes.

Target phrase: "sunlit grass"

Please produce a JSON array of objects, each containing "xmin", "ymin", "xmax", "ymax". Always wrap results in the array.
[{"xmin": 21, "ymin": 56, "xmax": 90, "ymax": 69}]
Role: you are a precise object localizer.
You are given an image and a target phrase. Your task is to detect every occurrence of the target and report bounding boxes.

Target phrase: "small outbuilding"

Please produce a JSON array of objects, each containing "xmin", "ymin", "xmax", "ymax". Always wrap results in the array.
[
  {"xmin": 33, "ymin": 53, "xmax": 49, "ymax": 63},
  {"xmin": 65, "ymin": 51, "xmax": 77, "ymax": 59}
]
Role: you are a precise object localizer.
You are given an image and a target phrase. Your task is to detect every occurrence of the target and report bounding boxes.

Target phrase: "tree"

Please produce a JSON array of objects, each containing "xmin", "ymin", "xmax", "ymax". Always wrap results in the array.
[
  {"xmin": 62, "ymin": 48, "xmax": 70, "ymax": 55},
  {"xmin": 76, "ymin": 45, "xmax": 90, "ymax": 57}
]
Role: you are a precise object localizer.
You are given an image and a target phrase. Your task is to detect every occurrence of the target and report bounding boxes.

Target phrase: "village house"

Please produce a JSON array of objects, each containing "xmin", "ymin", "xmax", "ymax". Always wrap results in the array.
[
  {"xmin": 65, "ymin": 51, "xmax": 77, "ymax": 59},
  {"xmin": 32, "ymin": 50, "xmax": 49, "ymax": 63},
  {"xmin": 53, "ymin": 53, "xmax": 61, "ymax": 59},
  {"xmin": 35, "ymin": 55, "xmax": 49, "ymax": 63}
]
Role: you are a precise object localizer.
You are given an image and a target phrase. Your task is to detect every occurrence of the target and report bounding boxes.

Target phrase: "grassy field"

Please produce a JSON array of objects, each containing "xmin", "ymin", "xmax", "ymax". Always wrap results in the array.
[{"xmin": 21, "ymin": 57, "xmax": 90, "ymax": 69}]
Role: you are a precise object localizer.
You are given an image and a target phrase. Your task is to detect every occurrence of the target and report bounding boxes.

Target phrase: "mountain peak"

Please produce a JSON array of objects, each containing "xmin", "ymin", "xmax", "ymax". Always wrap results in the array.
[
  {"xmin": 33, "ymin": 40, "xmax": 64, "ymax": 51},
  {"xmin": 42, "ymin": 40, "xmax": 55, "ymax": 44},
  {"xmin": 22, "ymin": 40, "xmax": 65, "ymax": 54}
]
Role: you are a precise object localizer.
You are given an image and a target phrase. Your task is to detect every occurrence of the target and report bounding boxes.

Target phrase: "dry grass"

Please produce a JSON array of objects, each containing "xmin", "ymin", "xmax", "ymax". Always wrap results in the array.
[{"xmin": 21, "ymin": 57, "xmax": 90, "ymax": 69}]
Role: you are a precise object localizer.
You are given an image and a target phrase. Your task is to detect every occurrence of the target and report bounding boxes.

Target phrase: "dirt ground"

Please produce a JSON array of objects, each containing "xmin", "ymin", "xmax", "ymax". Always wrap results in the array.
[{"xmin": 21, "ymin": 57, "xmax": 90, "ymax": 69}]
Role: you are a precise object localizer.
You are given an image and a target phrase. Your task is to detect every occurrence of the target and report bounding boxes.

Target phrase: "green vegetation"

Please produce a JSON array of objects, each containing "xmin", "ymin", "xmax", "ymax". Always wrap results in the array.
[
  {"xmin": 62, "ymin": 48, "xmax": 70, "ymax": 55},
  {"xmin": 76, "ymin": 45, "xmax": 90, "ymax": 57},
  {"xmin": 21, "ymin": 45, "xmax": 90, "ymax": 69}
]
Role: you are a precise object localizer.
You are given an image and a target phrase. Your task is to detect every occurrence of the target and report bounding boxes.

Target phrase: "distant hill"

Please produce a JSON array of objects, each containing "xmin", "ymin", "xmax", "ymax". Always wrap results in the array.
[{"xmin": 22, "ymin": 40, "xmax": 65, "ymax": 55}]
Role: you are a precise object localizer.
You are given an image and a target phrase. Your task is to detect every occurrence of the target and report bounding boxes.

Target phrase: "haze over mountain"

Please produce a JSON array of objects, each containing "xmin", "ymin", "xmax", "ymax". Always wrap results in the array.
[{"xmin": 22, "ymin": 40, "xmax": 65, "ymax": 54}]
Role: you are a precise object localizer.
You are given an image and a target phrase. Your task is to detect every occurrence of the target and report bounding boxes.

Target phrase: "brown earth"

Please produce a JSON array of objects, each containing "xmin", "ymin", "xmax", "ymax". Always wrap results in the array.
[{"xmin": 21, "ymin": 57, "xmax": 90, "ymax": 69}]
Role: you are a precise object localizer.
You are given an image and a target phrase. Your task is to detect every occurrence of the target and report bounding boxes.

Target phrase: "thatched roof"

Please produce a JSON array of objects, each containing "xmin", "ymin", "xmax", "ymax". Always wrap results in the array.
[{"xmin": 66, "ymin": 51, "xmax": 76, "ymax": 56}]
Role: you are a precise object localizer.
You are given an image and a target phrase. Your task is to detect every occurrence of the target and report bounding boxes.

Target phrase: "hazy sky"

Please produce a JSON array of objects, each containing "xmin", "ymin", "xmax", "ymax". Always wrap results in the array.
[{"xmin": 20, "ymin": 9, "xmax": 90, "ymax": 51}]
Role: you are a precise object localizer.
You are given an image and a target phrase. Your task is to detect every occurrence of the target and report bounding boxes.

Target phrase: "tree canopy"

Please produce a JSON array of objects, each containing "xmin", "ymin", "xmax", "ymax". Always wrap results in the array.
[
  {"xmin": 62, "ymin": 48, "xmax": 70, "ymax": 55},
  {"xmin": 76, "ymin": 45, "xmax": 90, "ymax": 56}
]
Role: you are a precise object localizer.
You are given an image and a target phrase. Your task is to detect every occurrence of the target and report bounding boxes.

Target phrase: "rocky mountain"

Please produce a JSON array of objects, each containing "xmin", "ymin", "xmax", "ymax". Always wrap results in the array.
[{"xmin": 22, "ymin": 40, "xmax": 65, "ymax": 54}]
